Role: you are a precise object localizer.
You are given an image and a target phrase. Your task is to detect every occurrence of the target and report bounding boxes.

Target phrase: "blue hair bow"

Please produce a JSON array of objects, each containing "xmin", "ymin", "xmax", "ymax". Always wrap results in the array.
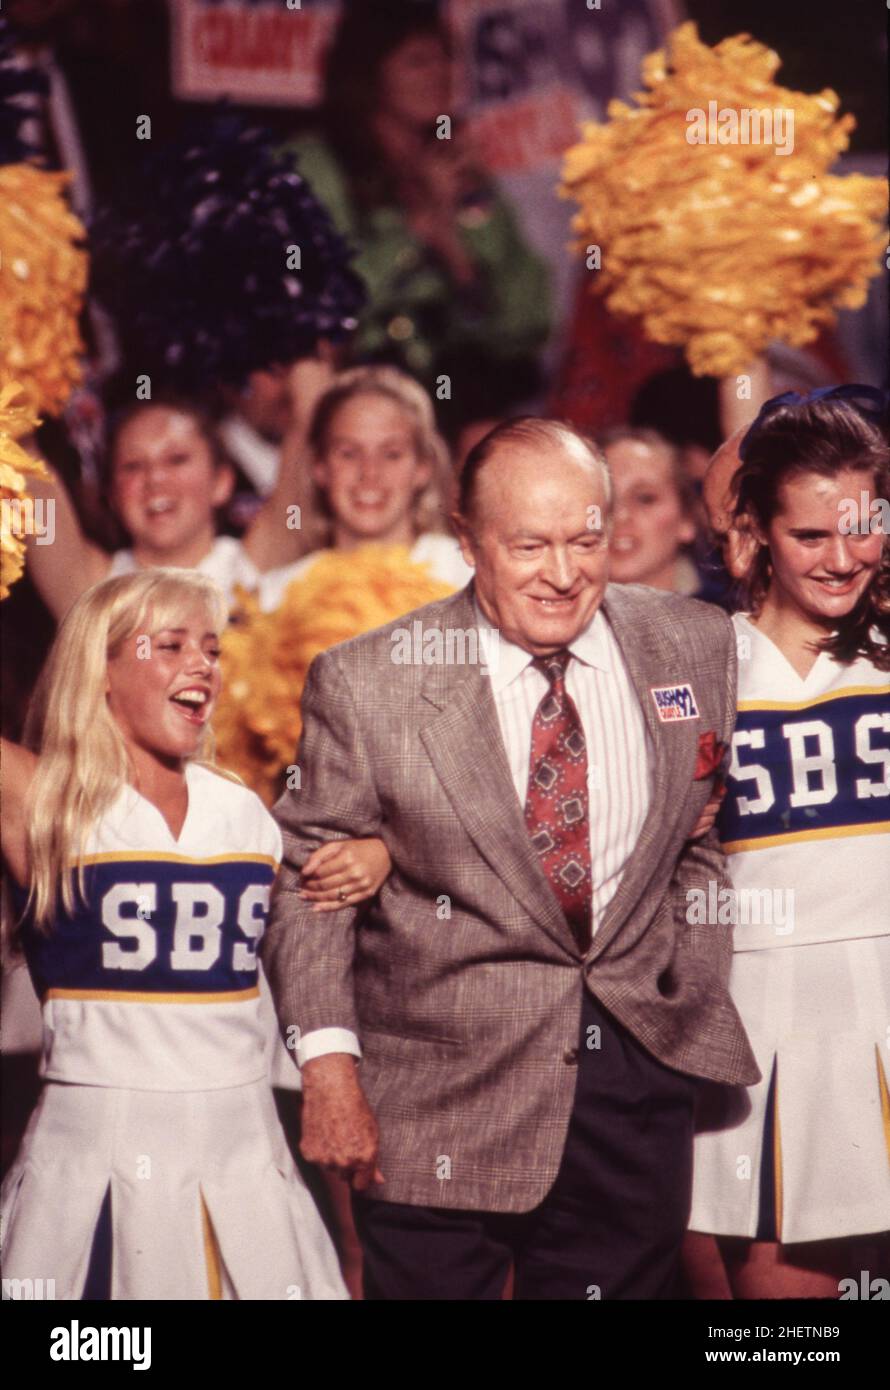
[{"xmin": 739, "ymin": 384, "xmax": 888, "ymax": 461}]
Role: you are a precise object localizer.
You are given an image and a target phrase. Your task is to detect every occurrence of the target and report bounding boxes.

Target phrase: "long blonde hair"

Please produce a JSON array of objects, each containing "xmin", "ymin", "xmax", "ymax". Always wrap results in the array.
[
  {"xmin": 307, "ymin": 365, "xmax": 455, "ymax": 540},
  {"xmin": 23, "ymin": 569, "xmax": 229, "ymax": 931}
]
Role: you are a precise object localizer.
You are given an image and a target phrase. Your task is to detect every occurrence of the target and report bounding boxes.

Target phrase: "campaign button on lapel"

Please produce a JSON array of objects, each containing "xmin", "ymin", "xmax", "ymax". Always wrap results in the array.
[{"xmin": 649, "ymin": 682, "xmax": 700, "ymax": 722}]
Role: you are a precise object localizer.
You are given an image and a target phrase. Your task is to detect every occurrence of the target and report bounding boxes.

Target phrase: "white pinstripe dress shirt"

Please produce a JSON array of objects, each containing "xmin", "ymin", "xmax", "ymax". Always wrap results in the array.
[
  {"xmin": 475, "ymin": 602, "xmax": 653, "ymax": 935},
  {"xmin": 296, "ymin": 601, "xmax": 653, "ymax": 1067}
]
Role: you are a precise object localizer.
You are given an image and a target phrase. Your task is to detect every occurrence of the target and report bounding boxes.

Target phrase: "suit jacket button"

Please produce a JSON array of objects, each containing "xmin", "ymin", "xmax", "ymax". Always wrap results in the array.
[{"xmin": 563, "ymin": 1046, "xmax": 579, "ymax": 1065}]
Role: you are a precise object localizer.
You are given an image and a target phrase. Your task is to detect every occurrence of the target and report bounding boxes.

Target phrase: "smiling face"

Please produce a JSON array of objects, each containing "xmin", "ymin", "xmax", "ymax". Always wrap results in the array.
[
  {"xmin": 455, "ymin": 438, "xmax": 610, "ymax": 656},
  {"xmin": 105, "ymin": 604, "xmax": 222, "ymax": 768},
  {"xmin": 605, "ymin": 439, "xmax": 695, "ymax": 588},
  {"xmin": 313, "ymin": 392, "xmax": 432, "ymax": 548},
  {"xmin": 758, "ymin": 468, "xmax": 884, "ymax": 630},
  {"xmin": 110, "ymin": 408, "xmax": 232, "ymax": 564}
]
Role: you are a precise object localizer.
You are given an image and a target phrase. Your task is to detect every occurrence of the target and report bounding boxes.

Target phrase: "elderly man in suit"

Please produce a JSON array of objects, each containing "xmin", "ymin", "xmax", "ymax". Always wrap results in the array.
[{"xmin": 263, "ymin": 417, "xmax": 759, "ymax": 1300}]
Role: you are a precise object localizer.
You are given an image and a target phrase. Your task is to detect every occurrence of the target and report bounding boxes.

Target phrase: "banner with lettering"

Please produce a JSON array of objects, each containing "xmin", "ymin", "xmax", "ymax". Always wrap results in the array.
[
  {"xmin": 170, "ymin": 0, "xmax": 341, "ymax": 106},
  {"xmin": 448, "ymin": 0, "xmax": 678, "ymax": 174},
  {"xmin": 446, "ymin": 0, "xmax": 679, "ymax": 336},
  {"xmin": 168, "ymin": 0, "xmax": 680, "ymax": 333}
]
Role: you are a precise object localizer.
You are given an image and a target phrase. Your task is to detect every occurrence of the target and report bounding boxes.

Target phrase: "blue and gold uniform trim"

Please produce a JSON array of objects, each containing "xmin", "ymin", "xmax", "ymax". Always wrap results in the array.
[
  {"xmin": 720, "ymin": 685, "xmax": 890, "ymax": 854},
  {"xmin": 201, "ymin": 1196, "xmax": 224, "ymax": 1300},
  {"xmin": 737, "ymin": 684, "xmax": 888, "ymax": 714},
  {"xmin": 877, "ymin": 1047, "xmax": 890, "ymax": 1170},
  {"xmin": 723, "ymin": 821, "xmax": 890, "ymax": 855},
  {"xmin": 46, "ymin": 985, "xmax": 261, "ymax": 1006},
  {"xmin": 24, "ymin": 851, "xmax": 278, "ymax": 1002},
  {"xmin": 74, "ymin": 851, "xmax": 280, "ymax": 871}
]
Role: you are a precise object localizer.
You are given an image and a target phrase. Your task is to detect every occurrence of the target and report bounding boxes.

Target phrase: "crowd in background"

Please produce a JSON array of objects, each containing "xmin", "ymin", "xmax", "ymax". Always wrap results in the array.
[{"xmin": 2, "ymin": 0, "xmax": 887, "ymax": 741}]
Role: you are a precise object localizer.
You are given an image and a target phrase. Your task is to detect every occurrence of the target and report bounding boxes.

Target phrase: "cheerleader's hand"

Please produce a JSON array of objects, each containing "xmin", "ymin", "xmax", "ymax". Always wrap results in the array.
[
  {"xmin": 689, "ymin": 783, "xmax": 726, "ymax": 840},
  {"xmin": 285, "ymin": 350, "xmax": 336, "ymax": 431},
  {"xmin": 298, "ymin": 838, "xmax": 392, "ymax": 911}
]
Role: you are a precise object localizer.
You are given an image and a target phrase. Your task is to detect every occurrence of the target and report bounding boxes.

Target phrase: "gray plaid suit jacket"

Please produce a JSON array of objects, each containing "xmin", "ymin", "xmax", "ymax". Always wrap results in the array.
[{"xmin": 263, "ymin": 582, "xmax": 760, "ymax": 1213}]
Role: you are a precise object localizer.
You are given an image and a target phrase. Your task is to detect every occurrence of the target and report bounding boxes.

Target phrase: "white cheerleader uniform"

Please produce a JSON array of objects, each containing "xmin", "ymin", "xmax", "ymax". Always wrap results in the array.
[
  {"xmin": 108, "ymin": 536, "xmax": 262, "ymax": 612},
  {"xmin": 0, "ymin": 763, "xmax": 348, "ymax": 1300},
  {"xmin": 107, "ymin": 536, "xmax": 305, "ymax": 617},
  {"xmin": 257, "ymin": 532, "xmax": 474, "ymax": 611},
  {"xmin": 690, "ymin": 615, "xmax": 890, "ymax": 1244}
]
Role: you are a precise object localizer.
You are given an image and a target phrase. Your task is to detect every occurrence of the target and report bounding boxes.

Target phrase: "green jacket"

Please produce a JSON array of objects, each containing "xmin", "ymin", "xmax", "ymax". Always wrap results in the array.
[{"xmin": 283, "ymin": 134, "xmax": 552, "ymax": 399}]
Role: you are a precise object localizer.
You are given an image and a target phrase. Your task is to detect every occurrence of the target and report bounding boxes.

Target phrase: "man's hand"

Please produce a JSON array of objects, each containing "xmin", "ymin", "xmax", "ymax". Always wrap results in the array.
[{"xmin": 300, "ymin": 1053, "xmax": 384, "ymax": 1192}]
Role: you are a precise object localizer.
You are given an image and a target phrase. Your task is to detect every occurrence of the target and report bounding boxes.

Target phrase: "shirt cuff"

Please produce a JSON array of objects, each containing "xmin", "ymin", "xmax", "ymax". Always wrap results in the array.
[{"xmin": 296, "ymin": 1026, "xmax": 362, "ymax": 1068}]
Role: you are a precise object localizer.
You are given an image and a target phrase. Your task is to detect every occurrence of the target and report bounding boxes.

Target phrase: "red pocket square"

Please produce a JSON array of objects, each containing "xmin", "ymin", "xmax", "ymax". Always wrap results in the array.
[{"xmin": 694, "ymin": 731, "xmax": 728, "ymax": 780}]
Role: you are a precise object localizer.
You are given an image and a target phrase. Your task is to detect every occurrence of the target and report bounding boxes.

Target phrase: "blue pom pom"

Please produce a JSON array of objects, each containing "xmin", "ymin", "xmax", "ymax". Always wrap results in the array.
[
  {"xmin": 89, "ymin": 108, "xmax": 366, "ymax": 392},
  {"xmin": 0, "ymin": 18, "xmax": 51, "ymax": 166}
]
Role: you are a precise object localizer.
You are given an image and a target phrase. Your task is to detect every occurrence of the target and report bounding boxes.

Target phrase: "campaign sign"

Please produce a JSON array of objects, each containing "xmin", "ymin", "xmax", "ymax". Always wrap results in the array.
[{"xmin": 171, "ymin": 0, "xmax": 341, "ymax": 106}]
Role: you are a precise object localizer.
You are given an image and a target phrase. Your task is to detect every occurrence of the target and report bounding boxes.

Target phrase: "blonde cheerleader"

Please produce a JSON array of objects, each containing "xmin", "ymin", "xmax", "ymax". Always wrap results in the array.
[{"xmin": 0, "ymin": 569, "xmax": 349, "ymax": 1299}]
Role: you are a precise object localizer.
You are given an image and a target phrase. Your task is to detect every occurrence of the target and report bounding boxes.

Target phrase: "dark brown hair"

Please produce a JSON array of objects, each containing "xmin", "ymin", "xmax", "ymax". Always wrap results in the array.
[
  {"xmin": 106, "ymin": 395, "xmax": 231, "ymax": 481},
  {"xmin": 320, "ymin": 0, "xmax": 449, "ymax": 213},
  {"xmin": 732, "ymin": 395, "xmax": 890, "ymax": 669},
  {"xmin": 100, "ymin": 395, "xmax": 236, "ymax": 548}
]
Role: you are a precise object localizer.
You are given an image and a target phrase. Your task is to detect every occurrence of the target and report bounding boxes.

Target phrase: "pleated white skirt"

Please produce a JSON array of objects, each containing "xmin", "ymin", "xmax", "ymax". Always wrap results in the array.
[
  {"xmin": 1, "ymin": 1079, "xmax": 349, "ymax": 1300},
  {"xmin": 690, "ymin": 934, "xmax": 890, "ymax": 1244}
]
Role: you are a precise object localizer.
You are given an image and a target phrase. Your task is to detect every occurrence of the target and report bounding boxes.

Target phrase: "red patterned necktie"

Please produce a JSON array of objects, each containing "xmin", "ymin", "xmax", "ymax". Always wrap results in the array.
[{"xmin": 524, "ymin": 650, "xmax": 592, "ymax": 952}]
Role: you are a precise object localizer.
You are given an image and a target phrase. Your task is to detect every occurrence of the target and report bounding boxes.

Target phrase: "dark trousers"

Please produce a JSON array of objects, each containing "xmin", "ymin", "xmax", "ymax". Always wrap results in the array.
[{"xmin": 352, "ymin": 986, "xmax": 697, "ymax": 1300}]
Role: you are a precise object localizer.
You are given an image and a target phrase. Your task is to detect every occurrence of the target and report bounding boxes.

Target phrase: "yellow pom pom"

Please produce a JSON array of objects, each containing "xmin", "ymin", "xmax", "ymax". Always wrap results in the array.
[
  {"xmin": 0, "ymin": 381, "xmax": 49, "ymax": 600},
  {"xmin": 212, "ymin": 545, "xmax": 454, "ymax": 803},
  {"xmin": 560, "ymin": 22, "xmax": 887, "ymax": 377},
  {"xmin": 0, "ymin": 165, "xmax": 88, "ymax": 416}
]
